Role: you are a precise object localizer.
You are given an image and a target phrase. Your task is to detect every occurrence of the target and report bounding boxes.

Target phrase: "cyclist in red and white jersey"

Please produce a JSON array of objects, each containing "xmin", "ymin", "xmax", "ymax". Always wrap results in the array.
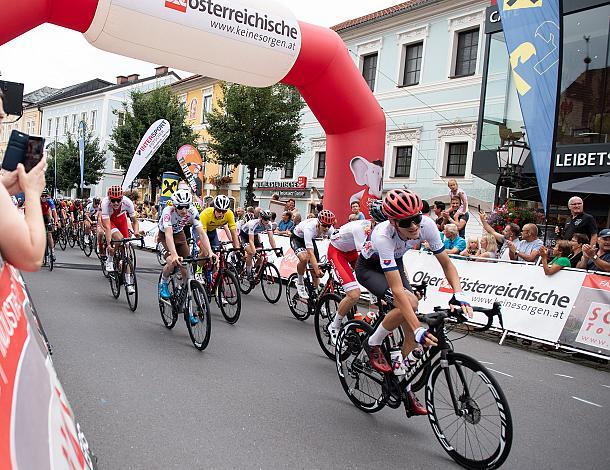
[
  {"xmin": 40, "ymin": 188, "xmax": 58, "ymax": 260},
  {"xmin": 100, "ymin": 186, "xmax": 141, "ymax": 274},
  {"xmin": 325, "ymin": 200, "xmax": 386, "ymax": 344}
]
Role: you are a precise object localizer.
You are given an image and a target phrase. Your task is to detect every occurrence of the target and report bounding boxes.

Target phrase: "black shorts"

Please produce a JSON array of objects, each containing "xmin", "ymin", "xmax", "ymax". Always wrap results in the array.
[
  {"xmin": 239, "ymin": 230, "xmax": 262, "ymax": 248},
  {"xmin": 354, "ymin": 255, "xmax": 411, "ymax": 298},
  {"xmin": 290, "ymin": 234, "xmax": 319, "ymax": 260}
]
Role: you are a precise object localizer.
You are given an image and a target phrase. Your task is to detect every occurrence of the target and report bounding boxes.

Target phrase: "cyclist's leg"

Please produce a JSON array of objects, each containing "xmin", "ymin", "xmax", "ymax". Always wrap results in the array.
[
  {"xmin": 290, "ymin": 234, "xmax": 308, "ymax": 281},
  {"xmin": 85, "ymin": 218, "xmax": 91, "ymax": 235},
  {"xmin": 173, "ymin": 231, "xmax": 190, "ymax": 280},
  {"xmin": 311, "ymin": 240, "xmax": 321, "ymax": 289},
  {"xmin": 328, "ymin": 246, "xmax": 360, "ymax": 329}
]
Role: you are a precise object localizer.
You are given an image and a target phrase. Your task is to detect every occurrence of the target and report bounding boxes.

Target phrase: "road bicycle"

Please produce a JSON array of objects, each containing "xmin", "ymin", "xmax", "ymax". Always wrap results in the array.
[
  {"xmin": 80, "ymin": 221, "xmax": 97, "ymax": 257},
  {"xmin": 335, "ymin": 296, "xmax": 512, "ymax": 470},
  {"xmin": 235, "ymin": 247, "xmax": 283, "ymax": 303},
  {"xmin": 42, "ymin": 222, "xmax": 55, "ymax": 271},
  {"xmin": 107, "ymin": 237, "xmax": 143, "ymax": 312},
  {"xmin": 55, "ymin": 221, "xmax": 67, "ymax": 251},
  {"xmin": 286, "ymin": 259, "xmax": 342, "ymax": 321},
  {"xmin": 66, "ymin": 218, "xmax": 78, "ymax": 248},
  {"xmin": 158, "ymin": 257, "xmax": 212, "ymax": 351}
]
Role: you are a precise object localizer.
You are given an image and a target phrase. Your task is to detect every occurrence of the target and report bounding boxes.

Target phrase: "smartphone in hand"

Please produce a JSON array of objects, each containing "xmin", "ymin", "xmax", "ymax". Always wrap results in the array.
[
  {"xmin": 1, "ymin": 130, "xmax": 45, "ymax": 172},
  {"xmin": 24, "ymin": 135, "xmax": 45, "ymax": 171}
]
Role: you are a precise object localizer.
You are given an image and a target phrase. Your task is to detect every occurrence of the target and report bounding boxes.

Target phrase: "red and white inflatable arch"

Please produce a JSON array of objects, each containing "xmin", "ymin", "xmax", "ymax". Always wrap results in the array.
[{"xmin": 2, "ymin": 0, "xmax": 385, "ymax": 221}]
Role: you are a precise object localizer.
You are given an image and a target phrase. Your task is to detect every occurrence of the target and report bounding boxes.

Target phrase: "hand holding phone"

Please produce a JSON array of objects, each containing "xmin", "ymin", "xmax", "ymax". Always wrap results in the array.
[{"xmin": 1, "ymin": 130, "xmax": 45, "ymax": 172}]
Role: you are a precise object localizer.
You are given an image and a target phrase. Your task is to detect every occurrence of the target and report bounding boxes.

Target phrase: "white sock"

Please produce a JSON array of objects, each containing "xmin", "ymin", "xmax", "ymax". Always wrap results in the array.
[
  {"xmin": 161, "ymin": 275, "xmax": 169, "ymax": 283},
  {"xmin": 297, "ymin": 274, "xmax": 304, "ymax": 284},
  {"xmin": 368, "ymin": 324, "xmax": 391, "ymax": 346},
  {"xmin": 331, "ymin": 314, "xmax": 343, "ymax": 329}
]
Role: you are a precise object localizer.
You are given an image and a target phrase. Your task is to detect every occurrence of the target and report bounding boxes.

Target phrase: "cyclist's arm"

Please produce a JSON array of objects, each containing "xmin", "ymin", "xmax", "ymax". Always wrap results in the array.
[
  {"xmin": 52, "ymin": 209, "xmax": 58, "ymax": 226},
  {"xmin": 131, "ymin": 216, "xmax": 140, "ymax": 235},
  {"xmin": 385, "ymin": 269, "xmax": 421, "ymax": 334},
  {"xmin": 229, "ymin": 228, "xmax": 240, "ymax": 249},
  {"xmin": 434, "ymin": 251, "xmax": 465, "ymax": 294},
  {"xmin": 248, "ymin": 233, "xmax": 257, "ymax": 253},
  {"xmin": 101, "ymin": 217, "xmax": 113, "ymax": 245},
  {"xmin": 163, "ymin": 227, "xmax": 179, "ymax": 258},
  {"xmin": 479, "ymin": 211, "xmax": 504, "ymax": 244},
  {"xmin": 267, "ymin": 231, "xmax": 277, "ymax": 250},
  {"xmin": 199, "ymin": 230, "xmax": 214, "ymax": 257}
]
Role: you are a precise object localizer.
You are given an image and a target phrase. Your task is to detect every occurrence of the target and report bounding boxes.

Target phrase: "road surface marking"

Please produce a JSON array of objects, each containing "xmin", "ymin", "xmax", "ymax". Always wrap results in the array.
[
  {"xmin": 572, "ymin": 396, "xmax": 602, "ymax": 408},
  {"xmin": 554, "ymin": 374, "xmax": 574, "ymax": 379},
  {"xmin": 601, "ymin": 385, "xmax": 610, "ymax": 389},
  {"xmin": 488, "ymin": 368, "xmax": 513, "ymax": 378},
  {"xmin": 480, "ymin": 361, "xmax": 494, "ymax": 365}
]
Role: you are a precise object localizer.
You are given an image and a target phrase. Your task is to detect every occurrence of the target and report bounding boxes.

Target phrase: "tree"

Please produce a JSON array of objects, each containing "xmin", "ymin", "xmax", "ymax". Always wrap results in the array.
[
  {"xmin": 205, "ymin": 83, "xmax": 305, "ymax": 207},
  {"xmin": 45, "ymin": 132, "xmax": 106, "ymax": 195},
  {"xmin": 108, "ymin": 87, "xmax": 199, "ymax": 198}
]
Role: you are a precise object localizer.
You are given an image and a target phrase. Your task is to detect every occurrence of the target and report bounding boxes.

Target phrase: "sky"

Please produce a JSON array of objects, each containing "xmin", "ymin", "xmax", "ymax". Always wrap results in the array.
[{"xmin": 0, "ymin": 0, "xmax": 400, "ymax": 93}]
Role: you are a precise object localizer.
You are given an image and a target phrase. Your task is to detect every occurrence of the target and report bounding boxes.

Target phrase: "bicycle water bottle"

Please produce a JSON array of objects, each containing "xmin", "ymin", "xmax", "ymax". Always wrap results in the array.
[
  {"xmin": 353, "ymin": 312, "xmax": 364, "ymax": 321},
  {"xmin": 206, "ymin": 269, "xmax": 213, "ymax": 286},
  {"xmin": 364, "ymin": 311, "xmax": 378, "ymax": 325},
  {"xmin": 403, "ymin": 348, "xmax": 423, "ymax": 373},
  {"xmin": 389, "ymin": 348, "xmax": 406, "ymax": 376}
]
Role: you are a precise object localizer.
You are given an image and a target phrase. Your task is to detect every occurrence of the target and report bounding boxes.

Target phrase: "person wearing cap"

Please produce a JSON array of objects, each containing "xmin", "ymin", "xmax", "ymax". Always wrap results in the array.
[{"xmin": 577, "ymin": 229, "xmax": 610, "ymax": 272}]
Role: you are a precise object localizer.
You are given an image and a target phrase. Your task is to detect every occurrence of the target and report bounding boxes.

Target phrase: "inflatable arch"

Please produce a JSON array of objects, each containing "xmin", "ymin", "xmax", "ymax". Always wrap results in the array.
[{"xmin": 2, "ymin": 0, "xmax": 386, "ymax": 221}]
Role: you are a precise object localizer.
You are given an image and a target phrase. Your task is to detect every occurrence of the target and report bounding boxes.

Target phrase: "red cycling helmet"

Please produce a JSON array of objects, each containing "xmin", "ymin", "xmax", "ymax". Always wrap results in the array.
[
  {"xmin": 107, "ymin": 185, "xmax": 123, "ymax": 199},
  {"xmin": 382, "ymin": 189, "xmax": 423, "ymax": 220},
  {"xmin": 317, "ymin": 209, "xmax": 336, "ymax": 226}
]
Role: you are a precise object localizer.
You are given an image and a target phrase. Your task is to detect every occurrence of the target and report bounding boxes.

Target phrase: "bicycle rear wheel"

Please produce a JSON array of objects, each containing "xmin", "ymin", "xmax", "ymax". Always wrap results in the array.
[
  {"xmin": 286, "ymin": 273, "xmax": 310, "ymax": 321},
  {"xmin": 83, "ymin": 233, "xmax": 93, "ymax": 257},
  {"xmin": 158, "ymin": 273, "xmax": 178, "ymax": 329},
  {"xmin": 314, "ymin": 292, "xmax": 342, "ymax": 360},
  {"xmin": 335, "ymin": 320, "xmax": 385, "ymax": 413},
  {"xmin": 186, "ymin": 280, "xmax": 212, "ymax": 351},
  {"xmin": 57, "ymin": 228, "xmax": 67, "ymax": 250},
  {"xmin": 426, "ymin": 352, "xmax": 513, "ymax": 470},
  {"xmin": 46, "ymin": 242, "xmax": 54, "ymax": 271},
  {"xmin": 216, "ymin": 269, "xmax": 241, "ymax": 324},
  {"xmin": 68, "ymin": 227, "xmax": 76, "ymax": 248},
  {"xmin": 123, "ymin": 258, "xmax": 138, "ymax": 311},
  {"xmin": 261, "ymin": 262, "xmax": 282, "ymax": 304}
]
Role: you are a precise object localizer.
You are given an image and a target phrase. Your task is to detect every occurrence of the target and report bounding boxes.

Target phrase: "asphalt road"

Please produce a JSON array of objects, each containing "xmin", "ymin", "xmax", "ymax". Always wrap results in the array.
[{"xmin": 23, "ymin": 246, "xmax": 610, "ymax": 469}]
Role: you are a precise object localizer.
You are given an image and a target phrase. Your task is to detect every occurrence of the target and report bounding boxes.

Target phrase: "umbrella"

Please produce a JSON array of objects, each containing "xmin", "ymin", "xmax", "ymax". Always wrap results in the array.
[{"xmin": 552, "ymin": 172, "xmax": 610, "ymax": 195}]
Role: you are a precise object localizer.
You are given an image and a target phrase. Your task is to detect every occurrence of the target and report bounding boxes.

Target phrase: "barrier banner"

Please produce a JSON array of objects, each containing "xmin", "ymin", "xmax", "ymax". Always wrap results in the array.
[
  {"xmin": 0, "ymin": 258, "xmax": 95, "ymax": 469},
  {"xmin": 176, "ymin": 145, "xmax": 204, "ymax": 198},
  {"xmin": 558, "ymin": 273, "xmax": 610, "ymax": 356},
  {"xmin": 122, "ymin": 119, "xmax": 171, "ymax": 190},
  {"xmin": 403, "ymin": 251, "xmax": 584, "ymax": 343}
]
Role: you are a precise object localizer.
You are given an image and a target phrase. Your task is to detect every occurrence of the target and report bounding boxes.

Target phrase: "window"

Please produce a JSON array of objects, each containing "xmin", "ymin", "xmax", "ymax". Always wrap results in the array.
[
  {"xmin": 283, "ymin": 160, "xmax": 294, "ymax": 179},
  {"xmin": 256, "ymin": 167, "xmax": 264, "ymax": 179},
  {"xmin": 446, "ymin": 142, "xmax": 468, "ymax": 176},
  {"xmin": 202, "ymin": 94, "xmax": 212, "ymax": 124},
  {"xmin": 454, "ymin": 28, "xmax": 479, "ymax": 77},
  {"xmin": 221, "ymin": 163, "xmax": 232, "ymax": 177},
  {"xmin": 117, "ymin": 112, "xmax": 125, "ymax": 127},
  {"xmin": 71, "ymin": 114, "xmax": 77, "ymax": 134},
  {"xmin": 362, "ymin": 53, "xmax": 378, "ymax": 92},
  {"xmin": 81, "ymin": 112, "xmax": 87, "ymax": 125},
  {"xmin": 90, "ymin": 110, "xmax": 96, "ymax": 131},
  {"xmin": 63, "ymin": 116, "xmax": 69, "ymax": 135},
  {"xmin": 394, "ymin": 146, "xmax": 412, "ymax": 177},
  {"xmin": 47, "ymin": 119, "xmax": 52, "ymax": 136},
  {"xmin": 55, "ymin": 117, "xmax": 60, "ymax": 136},
  {"xmin": 316, "ymin": 151, "xmax": 326, "ymax": 178},
  {"xmin": 402, "ymin": 42, "xmax": 423, "ymax": 86}
]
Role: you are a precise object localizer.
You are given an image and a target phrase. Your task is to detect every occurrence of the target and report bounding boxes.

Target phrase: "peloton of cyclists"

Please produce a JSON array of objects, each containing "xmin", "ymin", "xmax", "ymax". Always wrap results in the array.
[
  {"xmin": 239, "ymin": 208, "xmax": 278, "ymax": 281},
  {"xmin": 355, "ymin": 189, "xmax": 473, "ymax": 416},
  {"xmin": 290, "ymin": 209, "xmax": 337, "ymax": 299}
]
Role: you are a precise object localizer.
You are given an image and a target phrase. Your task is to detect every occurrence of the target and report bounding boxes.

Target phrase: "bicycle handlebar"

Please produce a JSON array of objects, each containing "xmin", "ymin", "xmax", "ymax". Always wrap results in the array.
[
  {"xmin": 429, "ymin": 302, "xmax": 503, "ymax": 332},
  {"xmin": 110, "ymin": 237, "xmax": 144, "ymax": 247}
]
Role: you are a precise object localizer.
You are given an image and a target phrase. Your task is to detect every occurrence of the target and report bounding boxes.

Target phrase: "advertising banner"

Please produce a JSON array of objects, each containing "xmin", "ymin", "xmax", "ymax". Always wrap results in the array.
[
  {"xmin": 122, "ymin": 119, "xmax": 171, "ymax": 190},
  {"xmin": 0, "ymin": 259, "xmax": 95, "ymax": 469},
  {"xmin": 558, "ymin": 273, "xmax": 610, "ymax": 356},
  {"xmin": 159, "ymin": 171, "xmax": 181, "ymax": 207},
  {"xmin": 176, "ymin": 144, "xmax": 204, "ymax": 197},
  {"xmin": 497, "ymin": 0, "xmax": 562, "ymax": 211}
]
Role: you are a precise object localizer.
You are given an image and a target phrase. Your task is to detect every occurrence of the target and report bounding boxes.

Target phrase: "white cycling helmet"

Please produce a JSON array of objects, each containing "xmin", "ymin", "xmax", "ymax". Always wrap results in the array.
[
  {"xmin": 213, "ymin": 195, "xmax": 231, "ymax": 211},
  {"xmin": 171, "ymin": 188, "xmax": 192, "ymax": 206},
  {"xmin": 259, "ymin": 209, "xmax": 272, "ymax": 220}
]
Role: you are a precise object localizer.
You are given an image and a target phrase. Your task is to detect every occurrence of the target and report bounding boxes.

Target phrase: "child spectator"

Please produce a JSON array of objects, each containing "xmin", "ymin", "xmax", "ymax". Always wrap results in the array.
[
  {"xmin": 540, "ymin": 240, "xmax": 572, "ymax": 276},
  {"xmin": 477, "ymin": 233, "xmax": 499, "ymax": 260},
  {"xmin": 448, "ymin": 178, "xmax": 468, "ymax": 214},
  {"xmin": 460, "ymin": 237, "xmax": 480, "ymax": 258}
]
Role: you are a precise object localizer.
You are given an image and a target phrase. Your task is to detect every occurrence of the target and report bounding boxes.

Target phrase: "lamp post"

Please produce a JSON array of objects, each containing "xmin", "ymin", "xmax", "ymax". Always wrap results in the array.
[{"xmin": 495, "ymin": 137, "xmax": 531, "ymax": 206}]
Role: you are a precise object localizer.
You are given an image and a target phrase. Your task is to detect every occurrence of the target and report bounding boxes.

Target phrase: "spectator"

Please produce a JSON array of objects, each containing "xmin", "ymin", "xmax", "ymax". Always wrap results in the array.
[
  {"xmin": 307, "ymin": 212, "xmax": 316, "ymax": 219},
  {"xmin": 477, "ymin": 233, "xmax": 499, "ymax": 260},
  {"xmin": 246, "ymin": 205, "xmax": 255, "ymax": 215},
  {"xmin": 271, "ymin": 193, "xmax": 280, "ymax": 201},
  {"xmin": 448, "ymin": 178, "xmax": 468, "ymax": 215},
  {"xmin": 460, "ymin": 237, "xmax": 480, "ymax": 258},
  {"xmin": 568, "ymin": 233, "xmax": 588, "ymax": 268},
  {"xmin": 309, "ymin": 187, "xmax": 322, "ymax": 214},
  {"xmin": 254, "ymin": 207, "xmax": 261, "ymax": 218},
  {"xmin": 348, "ymin": 213, "xmax": 359, "ymax": 221},
  {"xmin": 443, "ymin": 223, "xmax": 466, "ymax": 254},
  {"xmin": 577, "ymin": 229, "xmax": 610, "ymax": 272},
  {"xmin": 540, "ymin": 240, "xmax": 572, "ymax": 276},
  {"xmin": 436, "ymin": 216, "xmax": 447, "ymax": 241},
  {"xmin": 235, "ymin": 206, "xmax": 246, "ymax": 223},
  {"xmin": 276, "ymin": 211, "xmax": 294, "ymax": 235},
  {"xmin": 285, "ymin": 198, "xmax": 301, "ymax": 221},
  {"xmin": 151, "ymin": 205, "xmax": 158, "ymax": 220},
  {"xmin": 558, "ymin": 196, "xmax": 598, "ymax": 246},
  {"xmin": 432, "ymin": 201, "xmax": 445, "ymax": 220},
  {"xmin": 421, "ymin": 200, "xmax": 431, "ymax": 217},
  {"xmin": 349, "ymin": 200, "xmax": 365, "ymax": 220},
  {"xmin": 479, "ymin": 210, "xmax": 521, "ymax": 260},
  {"xmin": 0, "ymin": 88, "xmax": 48, "ymax": 271},
  {"xmin": 270, "ymin": 211, "xmax": 278, "ymax": 231},
  {"xmin": 507, "ymin": 224, "xmax": 543, "ymax": 263},
  {"xmin": 444, "ymin": 196, "xmax": 469, "ymax": 238}
]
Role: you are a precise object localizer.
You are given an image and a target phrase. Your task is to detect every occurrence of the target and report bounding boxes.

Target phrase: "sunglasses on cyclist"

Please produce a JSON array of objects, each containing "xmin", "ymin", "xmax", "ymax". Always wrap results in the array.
[
  {"xmin": 110, "ymin": 197, "xmax": 122, "ymax": 203},
  {"xmin": 176, "ymin": 204, "xmax": 189, "ymax": 210},
  {"xmin": 214, "ymin": 208, "xmax": 227, "ymax": 215},
  {"xmin": 396, "ymin": 213, "xmax": 422, "ymax": 228}
]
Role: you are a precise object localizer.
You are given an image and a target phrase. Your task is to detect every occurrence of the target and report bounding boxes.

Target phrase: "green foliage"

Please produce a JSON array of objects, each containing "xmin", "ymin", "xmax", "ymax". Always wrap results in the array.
[
  {"xmin": 205, "ymin": 82, "xmax": 305, "ymax": 206},
  {"xmin": 45, "ymin": 132, "xmax": 106, "ymax": 194},
  {"xmin": 108, "ymin": 87, "xmax": 198, "ymax": 195}
]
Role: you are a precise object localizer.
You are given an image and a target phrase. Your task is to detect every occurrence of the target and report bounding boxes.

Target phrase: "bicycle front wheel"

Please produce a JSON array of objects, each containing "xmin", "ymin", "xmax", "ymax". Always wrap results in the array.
[
  {"xmin": 57, "ymin": 228, "xmax": 67, "ymax": 251},
  {"xmin": 261, "ymin": 262, "xmax": 282, "ymax": 304},
  {"xmin": 186, "ymin": 281, "xmax": 212, "ymax": 351},
  {"xmin": 158, "ymin": 274, "xmax": 178, "ymax": 329},
  {"xmin": 216, "ymin": 269, "xmax": 241, "ymax": 324},
  {"xmin": 47, "ymin": 242, "xmax": 54, "ymax": 272},
  {"xmin": 426, "ymin": 352, "xmax": 513, "ymax": 470},
  {"xmin": 83, "ymin": 233, "xmax": 93, "ymax": 257},
  {"xmin": 68, "ymin": 228, "xmax": 76, "ymax": 248},
  {"xmin": 123, "ymin": 258, "xmax": 138, "ymax": 312},
  {"xmin": 314, "ymin": 292, "xmax": 342, "ymax": 360},
  {"xmin": 286, "ymin": 273, "xmax": 310, "ymax": 321}
]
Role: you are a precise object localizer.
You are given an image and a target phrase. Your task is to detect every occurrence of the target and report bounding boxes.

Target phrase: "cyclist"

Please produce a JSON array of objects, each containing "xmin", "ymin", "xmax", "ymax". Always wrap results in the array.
[
  {"xmin": 356, "ymin": 189, "xmax": 472, "ymax": 416},
  {"xmin": 290, "ymin": 209, "xmax": 336, "ymax": 299},
  {"xmin": 158, "ymin": 190, "xmax": 207, "ymax": 322},
  {"xmin": 40, "ymin": 189, "xmax": 58, "ymax": 260},
  {"xmin": 199, "ymin": 195, "xmax": 240, "ymax": 251},
  {"xmin": 56, "ymin": 195, "xmax": 68, "ymax": 230},
  {"xmin": 325, "ymin": 200, "xmax": 386, "ymax": 344},
  {"xmin": 239, "ymin": 209, "xmax": 278, "ymax": 280},
  {"xmin": 100, "ymin": 186, "xmax": 141, "ymax": 293},
  {"xmin": 84, "ymin": 197, "xmax": 101, "ymax": 237}
]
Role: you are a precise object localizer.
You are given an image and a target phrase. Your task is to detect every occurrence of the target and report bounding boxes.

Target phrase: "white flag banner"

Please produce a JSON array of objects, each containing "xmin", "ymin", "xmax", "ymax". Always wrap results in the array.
[{"xmin": 122, "ymin": 119, "xmax": 171, "ymax": 190}]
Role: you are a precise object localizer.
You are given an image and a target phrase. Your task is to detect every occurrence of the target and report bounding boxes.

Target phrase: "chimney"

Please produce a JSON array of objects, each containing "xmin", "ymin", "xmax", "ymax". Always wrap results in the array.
[
  {"xmin": 155, "ymin": 66, "xmax": 169, "ymax": 76},
  {"xmin": 116, "ymin": 75, "xmax": 128, "ymax": 85},
  {"xmin": 127, "ymin": 74, "xmax": 140, "ymax": 82}
]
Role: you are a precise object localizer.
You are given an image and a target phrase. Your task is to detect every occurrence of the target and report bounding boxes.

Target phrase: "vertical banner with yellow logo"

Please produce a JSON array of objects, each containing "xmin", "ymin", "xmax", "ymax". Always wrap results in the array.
[{"xmin": 497, "ymin": 0, "xmax": 563, "ymax": 212}]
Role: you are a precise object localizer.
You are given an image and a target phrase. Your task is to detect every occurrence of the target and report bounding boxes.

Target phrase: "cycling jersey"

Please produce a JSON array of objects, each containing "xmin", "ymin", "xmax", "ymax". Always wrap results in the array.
[
  {"xmin": 199, "ymin": 207, "xmax": 236, "ymax": 232},
  {"xmin": 41, "ymin": 198, "xmax": 56, "ymax": 216},
  {"xmin": 293, "ymin": 218, "xmax": 335, "ymax": 249},
  {"xmin": 240, "ymin": 219, "xmax": 273, "ymax": 236},
  {"xmin": 360, "ymin": 217, "xmax": 444, "ymax": 271},
  {"xmin": 85, "ymin": 202, "xmax": 101, "ymax": 219},
  {"xmin": 101, "ymin": 196, "xmax": 135, "ymax": 238},
  {"xmin": 329, "ymin": 220, "xmax": 372, "ymax": 252},
  {"xmin": 158, "ymin": 205, "xmax": 202, "ymax": 234}
]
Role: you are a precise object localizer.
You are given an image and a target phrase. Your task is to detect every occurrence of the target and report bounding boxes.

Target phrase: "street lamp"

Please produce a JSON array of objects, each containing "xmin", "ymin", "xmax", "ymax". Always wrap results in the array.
[{"xmin": 495, "ymin": 137, "xmax": 531, "ymax": 205}]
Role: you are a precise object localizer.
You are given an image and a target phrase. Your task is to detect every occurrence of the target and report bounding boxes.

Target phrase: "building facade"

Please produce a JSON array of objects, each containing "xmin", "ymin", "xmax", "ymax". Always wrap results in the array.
[{"xmin": 247, "ymin": 0, "xmax": 495, "ymax": 217}]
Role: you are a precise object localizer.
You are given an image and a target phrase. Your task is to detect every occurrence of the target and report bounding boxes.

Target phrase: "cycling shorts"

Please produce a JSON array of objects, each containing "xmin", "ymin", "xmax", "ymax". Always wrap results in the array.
[
  {"xmin": 327, "ymin": 244, "xmax": 359, "ymax": 292},
  {"xmin": 110, "ymin": 213, "xmax": 130, "ymax": 238},
  {"xmin": 354, "ymin": 255, "xmax": 411, "ymax": 298},
  {"xmin": 239, "ymin": 230, "xmax": 262, "ymax": 248},
  {"xmin": 158, "ymin": 230, "xmax": 190, "ymax": 259},
  {"xmin": 206, "ymin": 229, "xmax": 220, "ymax": 250},
  {"xmin": 290, "ymin": 234, "xmax": 319, "ymax": 260}
]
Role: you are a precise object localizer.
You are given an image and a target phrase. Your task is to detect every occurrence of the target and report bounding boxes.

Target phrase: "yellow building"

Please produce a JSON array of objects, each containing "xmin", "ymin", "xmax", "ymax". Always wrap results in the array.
[{"xmin": 170, "ymin": 75, "xmax": 242, "ymax": 207}]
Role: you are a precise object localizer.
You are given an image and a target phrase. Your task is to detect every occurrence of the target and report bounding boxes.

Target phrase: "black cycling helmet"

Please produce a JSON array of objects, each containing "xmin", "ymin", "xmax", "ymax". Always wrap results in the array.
[{"xmin": 369, "ymin": 199, "xmax": 387, "ymax": 223}]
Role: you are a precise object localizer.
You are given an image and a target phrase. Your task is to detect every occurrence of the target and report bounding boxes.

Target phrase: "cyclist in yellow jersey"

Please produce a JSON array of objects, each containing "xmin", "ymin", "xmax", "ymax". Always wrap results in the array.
[{"xmin": 199, "ymin": 195, "xmax": 240, "ymax": 250}]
